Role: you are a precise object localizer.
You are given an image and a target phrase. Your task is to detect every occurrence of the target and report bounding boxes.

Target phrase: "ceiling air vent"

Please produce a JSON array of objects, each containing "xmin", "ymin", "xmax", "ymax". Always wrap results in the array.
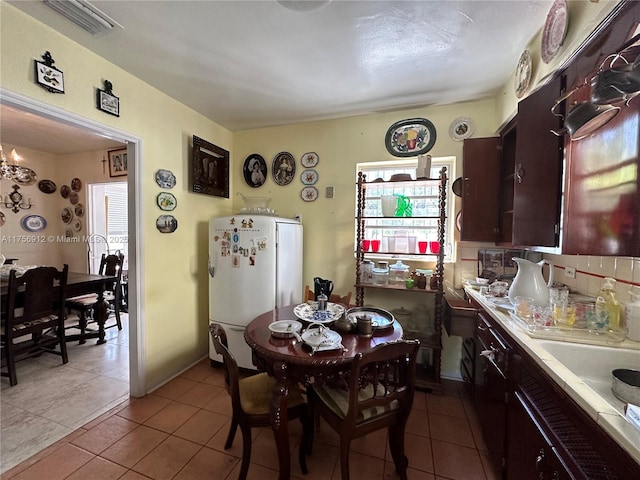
[{"xmin": 42, "ymin": 0, "xmax": 123, "ymax": 37}]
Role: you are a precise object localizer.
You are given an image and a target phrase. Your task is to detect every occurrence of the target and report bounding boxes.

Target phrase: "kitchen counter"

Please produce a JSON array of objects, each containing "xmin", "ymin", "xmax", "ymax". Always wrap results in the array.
[{"xmin": 464, "ymin": 286, "xmax": 640, "ymax": 465}]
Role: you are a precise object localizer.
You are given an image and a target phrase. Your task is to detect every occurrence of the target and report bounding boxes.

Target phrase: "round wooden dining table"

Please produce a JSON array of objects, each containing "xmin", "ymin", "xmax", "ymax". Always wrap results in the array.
[{"xmin": 244, "ymin": 304, "xmax": 403, "ymax": 480}]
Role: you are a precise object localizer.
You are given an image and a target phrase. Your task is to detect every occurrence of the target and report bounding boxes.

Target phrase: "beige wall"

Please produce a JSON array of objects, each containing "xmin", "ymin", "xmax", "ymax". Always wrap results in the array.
[
  {"xmin": 0, "ymin": 143, "xmax": 124, "ymax": 271},
  {"xmin": 1, "ymin": 3, "xmax": 233, "ymax": 390},
  {"xmin": 1, "ymin": 0, "xmax": 633, "ymax": 387}
]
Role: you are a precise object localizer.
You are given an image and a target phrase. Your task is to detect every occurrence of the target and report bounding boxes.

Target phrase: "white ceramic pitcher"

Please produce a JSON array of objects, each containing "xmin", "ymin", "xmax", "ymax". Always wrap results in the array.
[{"xmin": 508, "ymin": 258, "xmax": 554, "ymax": 306}]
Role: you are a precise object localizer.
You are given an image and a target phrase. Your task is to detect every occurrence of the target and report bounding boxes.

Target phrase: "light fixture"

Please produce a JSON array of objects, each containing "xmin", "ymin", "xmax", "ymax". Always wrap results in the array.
[
  {"xmin": 2, "ymin": 185, "xmax": 32, "ymax": 214},
  {"xmin": 42, "ymin": 0, "xmax": 123, "ymax": 37},
  {"xmin": 277, "ymin": 1, "xmax": 331, "ymax": 12},
  {"xmin": 0, "ymin": 145, "xmax": 37, "ymax": 184}
]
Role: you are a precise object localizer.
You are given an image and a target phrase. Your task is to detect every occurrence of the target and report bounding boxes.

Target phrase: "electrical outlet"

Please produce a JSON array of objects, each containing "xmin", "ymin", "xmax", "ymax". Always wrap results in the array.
[{"xmin": 565, "ymin": 266, "xmax": 576, "ymax": 279}]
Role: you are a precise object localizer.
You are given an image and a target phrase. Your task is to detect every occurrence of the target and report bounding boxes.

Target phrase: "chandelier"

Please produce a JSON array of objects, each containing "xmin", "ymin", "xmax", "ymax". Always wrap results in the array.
[{"xmin": 0, "ymin": 145, "xmax": 37, "ymax": 184}]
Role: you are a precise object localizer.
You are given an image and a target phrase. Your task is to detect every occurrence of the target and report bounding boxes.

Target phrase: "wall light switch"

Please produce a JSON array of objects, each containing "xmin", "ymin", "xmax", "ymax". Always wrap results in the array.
[
  {"xmin": 326, "ymin": 186, "xmax": 334, "ymax": 198},
  {"xmin": 565, "ymin": 266, "xmax": 576, "ymax": 278}
]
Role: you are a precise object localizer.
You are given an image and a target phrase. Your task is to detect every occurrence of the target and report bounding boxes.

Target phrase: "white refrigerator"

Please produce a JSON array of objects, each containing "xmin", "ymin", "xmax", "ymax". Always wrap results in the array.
[{"xmin": 208, "ymin": 215, "xmax": 303, "ymax": 369}]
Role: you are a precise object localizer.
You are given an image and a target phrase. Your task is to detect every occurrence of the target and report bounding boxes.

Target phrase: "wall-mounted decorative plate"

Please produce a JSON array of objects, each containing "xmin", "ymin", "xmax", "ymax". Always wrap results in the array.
[
  {"xmin": 155, "ymin": 169, "xmax": 176, "ymax": 189},
  {"xmin": 0, "ymin": 212, "xmax": 5, "ymax": 227},
  {"xmin": 38, "ymin": 179, "xmax": 56, "ymax": 194},
  {"xmin": 69, "ymin": 191, "xmax": 79, "ymax": 205},
  {"xmin": 21, "ymin": 215, "xmax": 47, "ymax": 232},
  {"xmin": 541, "ymin": 0, "xmax": 568, "ymax": 64},
  {"xmin": 243, "ymin": 153, "xmax": 267, "ymax": 188},
  {"xmin": 157, "ymin": 215, "xmax": 178, "ymax": 233},
  {"xmin": 61, "ymin": 207, "xmax": 73, "ymax": 224},
  {"xmin": 300, "ymin": 169, "xmax": 318, "ymax": 185},
  {"xmin": 449, "ymin": 117, "xmax": 474, "ymax": 141},
  {"xmin": 272, "ymin": 152, "xmax": 296, "ymax": 186},
  {"xmin": 515, "ymin": 50, "xmax": 532, "ymax": 98},
  {"xmin": 157, "ymin": 192, "xmax": 177, "ymax": 211},
  {"xmin": 71, "ymin": 177, "xmax": 82, "ymax": 192},
  {"xmin": 301, "ymin": 152, "xmax": 319, "ymax": 168},
  {"xmin": 385, "ymin": 118, "xmax": 436, "ymax": 157},
  {"xmin": 301, "ymin": 186, "xmax": 318, "ymax": 202},
  {"xmin": 72, "ymin": 219, "xmax": 82, "ymax": 232},
  {"xmin": 74, "ymin": 203, "xmax": 84, "ymax": 217},
  {"xmin": 60, "ymin": 185, "xmax": 71, "ymax": 198}
]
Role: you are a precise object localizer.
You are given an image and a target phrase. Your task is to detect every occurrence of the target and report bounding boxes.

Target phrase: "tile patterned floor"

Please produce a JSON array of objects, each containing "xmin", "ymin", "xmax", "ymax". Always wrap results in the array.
[{"xmin": 2, "ymin": 348, "xmax": 500, "ymax": 480}]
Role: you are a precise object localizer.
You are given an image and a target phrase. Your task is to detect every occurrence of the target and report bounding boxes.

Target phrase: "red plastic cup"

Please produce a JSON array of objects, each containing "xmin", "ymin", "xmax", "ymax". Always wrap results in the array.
[
  {"xmin": 429, "ymin": 241, "xmax": 440, "ymax": 255},
  {"xmin": 371, "ymin": 239, "xmax": 381, "ymax": 252},
  {"xmin": 361, "ymin": 239, "xmax": 371, "ymax": 251},
  {"xmin": 418, "ymin": 241, "xmax": 428, "ymax": 254}
]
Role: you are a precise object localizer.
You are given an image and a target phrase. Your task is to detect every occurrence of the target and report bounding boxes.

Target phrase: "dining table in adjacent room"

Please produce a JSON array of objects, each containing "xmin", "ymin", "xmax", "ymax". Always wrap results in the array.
[
  {"xmin": 1, "ymin": 270, "xmax": 118, "ymax": 345},
  {"xmin": 244, "ymin": 304, "xmax": 404, "ymax": 480}
]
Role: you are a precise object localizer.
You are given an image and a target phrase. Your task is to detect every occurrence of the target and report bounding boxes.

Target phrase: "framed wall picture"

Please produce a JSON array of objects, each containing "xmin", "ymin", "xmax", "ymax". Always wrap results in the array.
[
  {"xmin": 191, "ymin": 135, "xmax": 229, "ymax": 197},
  {"xmin": 108, "ymin": 148, "xmax": 128, "ymax": 177},
  {"xmin": 97, "ymin": 84, "xmax": 120, "ymax": 117},
  {"xmin": 34, "ymin": 52, "xmax": 64, "ymax": 94}
]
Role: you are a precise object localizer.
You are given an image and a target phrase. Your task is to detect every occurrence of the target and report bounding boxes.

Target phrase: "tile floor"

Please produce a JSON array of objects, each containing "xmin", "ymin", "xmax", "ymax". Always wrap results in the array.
[
  {"xmin": 1, "ymin": 314, "xmax": 130, "ymax": 474},
  {"xmin": 2, "ymin": 340, "xmax": 500, "ymax": 480}
]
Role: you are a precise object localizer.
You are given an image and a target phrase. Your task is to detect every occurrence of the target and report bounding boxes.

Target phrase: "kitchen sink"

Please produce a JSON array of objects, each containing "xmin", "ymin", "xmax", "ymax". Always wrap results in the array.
[{"xmin": 536, "ymin": 340, "xmax": 640, "ymax": 414}]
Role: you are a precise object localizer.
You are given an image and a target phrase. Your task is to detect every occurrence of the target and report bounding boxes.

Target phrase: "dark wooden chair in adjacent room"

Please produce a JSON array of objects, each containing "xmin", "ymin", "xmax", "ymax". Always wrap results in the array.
[
  {"xmin": 306, "ymin": 339, "xmax": 420, "ymax": 480},
  {"xmin": 209, "ymin": 323, "xmax": 313, "ymax": 480},
  {"xmin": 66, "ymin": 252, "xmax": 124, "ymax": 344},
  {"xmin": 1, "ymin": 265, "xmax": 70, "ymax": 386}
]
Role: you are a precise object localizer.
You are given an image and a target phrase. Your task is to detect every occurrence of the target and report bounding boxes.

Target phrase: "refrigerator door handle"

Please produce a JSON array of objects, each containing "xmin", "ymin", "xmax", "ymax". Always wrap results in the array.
[{"xmin": 208, "ymin": 255, "xmax": 216, "ymax": 277}]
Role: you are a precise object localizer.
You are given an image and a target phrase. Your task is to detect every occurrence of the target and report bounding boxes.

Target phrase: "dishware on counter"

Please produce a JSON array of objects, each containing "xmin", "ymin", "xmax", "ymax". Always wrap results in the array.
[
  {"xmin": 508, "ymin": 257, "xmax": 554, "ymax": 306},
  {"xmin": 346, "ymin": 307, "xmax": 395, "ymax": 332},
  {"xmin": 489, "ymin": 281, "xmax": 509, "ymax": 298},
  {"xmin": 514, "ymin": 296, "xmax": 534, "ymax": 319},
  {"xmin": 611, "ymin": 368, "xmax": 640, "ymax": 405}
]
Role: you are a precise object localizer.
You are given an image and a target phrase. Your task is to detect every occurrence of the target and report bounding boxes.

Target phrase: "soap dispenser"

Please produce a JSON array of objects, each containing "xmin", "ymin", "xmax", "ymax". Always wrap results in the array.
[
  {"xmin": 596, "ymin": 277, "xmax": 620, "ymax": 329},
  {"xmin": 624, "ymin": 290, "xmax": 640, "ymax": 341}
]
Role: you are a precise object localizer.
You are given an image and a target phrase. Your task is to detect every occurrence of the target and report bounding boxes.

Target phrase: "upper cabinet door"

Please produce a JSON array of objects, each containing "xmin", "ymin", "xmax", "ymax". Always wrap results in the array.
[
  {"xmin": 512, "ymin": 75, "xmax": 564, "ymax": 247},
  {"xmin": 461, "ymin": 137, "xmax": 501, "ymax": 242}
]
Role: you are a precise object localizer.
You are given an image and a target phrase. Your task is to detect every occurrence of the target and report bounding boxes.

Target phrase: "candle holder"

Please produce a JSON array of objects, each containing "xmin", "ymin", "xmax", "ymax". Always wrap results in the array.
[{"xmin": 2, "ymin": 184, "xmax": 32, "ymax": 213}]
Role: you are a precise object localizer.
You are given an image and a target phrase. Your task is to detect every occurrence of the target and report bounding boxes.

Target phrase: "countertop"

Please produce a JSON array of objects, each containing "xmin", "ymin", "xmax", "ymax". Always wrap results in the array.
[{"xmin": 464, "ymin": 286, "xmax": 640, "ymax": 465}]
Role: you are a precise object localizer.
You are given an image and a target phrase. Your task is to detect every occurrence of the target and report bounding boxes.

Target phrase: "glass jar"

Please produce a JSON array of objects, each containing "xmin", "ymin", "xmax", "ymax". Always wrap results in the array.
[
  {"xmin": 372, "ymin": 266, "xmax": 389, "ymax": 285},
  {"xmin": 360, "ymin": 260, "xmax": 374, "ymax": 284},
  {"xmin": 389, "ymin": 261, "xmax": 410, "ymax": 283}
]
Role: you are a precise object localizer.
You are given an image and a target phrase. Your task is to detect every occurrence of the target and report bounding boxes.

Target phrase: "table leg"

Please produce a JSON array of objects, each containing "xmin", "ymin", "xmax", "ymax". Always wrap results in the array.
[
  {"xmin": 271, "ymin": 361, "xmax": 290, "ymax": 480},
  {"xmin": 94, "ymin": 293, "xmax": 108, "ymax": 345}
]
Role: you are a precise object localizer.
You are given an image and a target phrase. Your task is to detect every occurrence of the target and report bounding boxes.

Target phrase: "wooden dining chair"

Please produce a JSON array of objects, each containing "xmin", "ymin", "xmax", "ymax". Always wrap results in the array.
[
  {"xmin": 306, "ymin": 339, "xmax": 420, "ymax": 480},
  {"xmin": 66, "ymin": 252, "xmax": 124, "ymax": 343},
  {"xmin": 304, "ymin": 284, "xmax": 352, "ymax": 308},
  {"xmin": 1, "ymin": 265, "xmax": 70, "ymax": 386},
  {"xmin": 209, "ymin": 323, "xmax": 313, "ymax": 480}
]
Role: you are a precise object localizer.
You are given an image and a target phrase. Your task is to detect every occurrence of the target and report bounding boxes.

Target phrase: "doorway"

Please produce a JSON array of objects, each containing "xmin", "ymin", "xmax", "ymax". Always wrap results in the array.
[{"xmin": 0, "ymin": 88, "xmax": 144, "ymax": 397}]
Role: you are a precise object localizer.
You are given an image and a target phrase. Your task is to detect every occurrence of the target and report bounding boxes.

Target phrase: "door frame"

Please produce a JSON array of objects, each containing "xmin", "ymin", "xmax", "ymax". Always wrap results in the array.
[{"xmin": 1, "ymin": 88, "xmax": 146, "ymax": 397}]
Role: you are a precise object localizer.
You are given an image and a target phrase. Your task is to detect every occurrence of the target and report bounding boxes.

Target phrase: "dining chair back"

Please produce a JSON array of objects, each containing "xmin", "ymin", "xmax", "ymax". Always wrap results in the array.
[
  {"xmin": 1, "ymin": 265, "xmax": 69, "ymax": 386},
  {"xmin": 307, "ymin": 339, "xmax": 420, "ymax": 480},
  {"xmin": 66, "ymin": 252, "xmax": 124, "ymax": 343},
  {"xmin": 304, "ymin": 284, "xmax": 352, "ymax": 308},
  {"xmin": 209, "ymin": 323, "xmax": 312, "ymax": 480}
]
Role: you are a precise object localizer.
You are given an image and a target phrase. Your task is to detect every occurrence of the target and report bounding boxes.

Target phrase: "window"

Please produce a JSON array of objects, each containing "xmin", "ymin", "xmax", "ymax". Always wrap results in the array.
[{"xmin": 356, "ymin": 157, "xmax": 456, "ymax": 262}]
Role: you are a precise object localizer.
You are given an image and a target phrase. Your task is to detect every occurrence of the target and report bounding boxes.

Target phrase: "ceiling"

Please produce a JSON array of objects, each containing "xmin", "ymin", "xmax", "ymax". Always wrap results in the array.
[{"xmin": 5, "ymin": 0, "xmax": 557, "ymax": 135}]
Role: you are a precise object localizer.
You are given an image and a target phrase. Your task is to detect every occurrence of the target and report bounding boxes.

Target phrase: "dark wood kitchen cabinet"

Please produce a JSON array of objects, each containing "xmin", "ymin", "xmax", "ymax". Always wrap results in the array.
[
  {"xmin": 474, "ymin": 310, "xmax": 511, "ymax": 473},
  {"xmin": 460, "ymin": 75, "xmax": 564, "ymax": 247},
  {"xmin": 470, "ymin": 300, "xmax": 640, "ymax": 479}
]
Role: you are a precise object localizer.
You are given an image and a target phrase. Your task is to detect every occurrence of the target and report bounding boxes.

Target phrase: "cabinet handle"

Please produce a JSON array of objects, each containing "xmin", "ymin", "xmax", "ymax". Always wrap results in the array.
[
  {"xmin": 516, "ymin": 163, "xmax": 525, "ymax": 183},
  {"xmin": 464, "ymin": 177, "xmax": 470, "ymax": 196}
]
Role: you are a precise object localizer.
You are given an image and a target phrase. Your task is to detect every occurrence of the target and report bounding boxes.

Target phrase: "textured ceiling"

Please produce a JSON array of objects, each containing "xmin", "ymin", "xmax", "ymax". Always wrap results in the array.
[{"xmin": 7, "ymin": 0, "xmax": 555, "ymax": 133}]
